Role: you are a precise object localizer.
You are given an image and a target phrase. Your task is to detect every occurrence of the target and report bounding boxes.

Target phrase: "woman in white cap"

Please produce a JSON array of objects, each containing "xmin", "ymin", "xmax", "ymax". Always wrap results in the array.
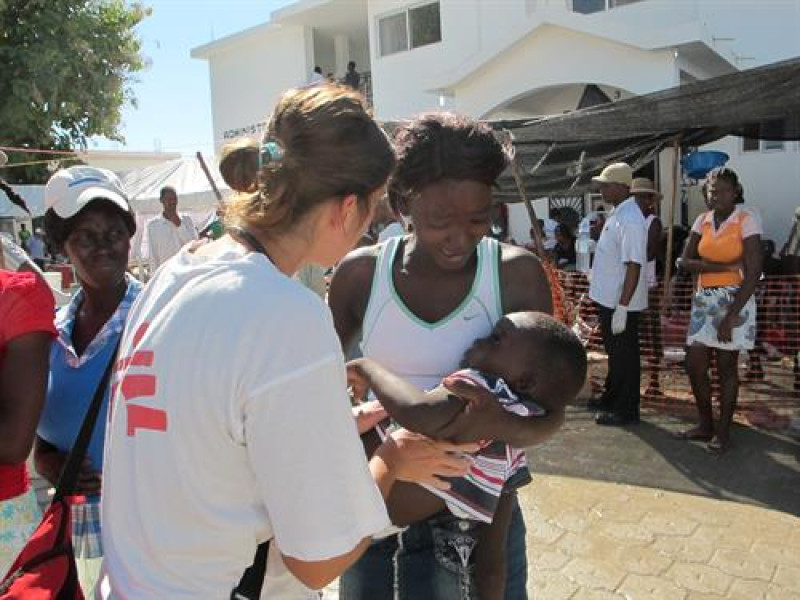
[{"xmin": 33, "ymin": 166, "xmax": 142, "ymax": 593}]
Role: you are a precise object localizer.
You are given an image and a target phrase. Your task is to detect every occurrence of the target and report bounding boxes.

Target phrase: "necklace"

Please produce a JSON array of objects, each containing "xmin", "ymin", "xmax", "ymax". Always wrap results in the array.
[{"xmin": 227, "ymin": 226, "xmax": 271, "ymax": 261}]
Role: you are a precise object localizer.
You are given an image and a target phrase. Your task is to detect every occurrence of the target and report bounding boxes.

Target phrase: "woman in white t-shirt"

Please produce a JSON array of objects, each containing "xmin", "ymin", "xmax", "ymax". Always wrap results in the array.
[{"xmin": 98, "ymin": 86, "xmax": 474, "ymax": 599}]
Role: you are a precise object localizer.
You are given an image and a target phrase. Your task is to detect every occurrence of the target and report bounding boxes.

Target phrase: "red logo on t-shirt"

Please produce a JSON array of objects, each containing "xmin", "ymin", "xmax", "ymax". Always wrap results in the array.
[{"xmin": 113, "ymin": 322, "xmax": 168, "ymax": 436}]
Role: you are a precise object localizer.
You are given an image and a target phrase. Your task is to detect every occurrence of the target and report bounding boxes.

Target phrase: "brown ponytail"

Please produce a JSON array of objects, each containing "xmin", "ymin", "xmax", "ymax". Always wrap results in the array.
[{"xmin": 220, "ymin": 85, "xmax": 395, "ymax": 236}]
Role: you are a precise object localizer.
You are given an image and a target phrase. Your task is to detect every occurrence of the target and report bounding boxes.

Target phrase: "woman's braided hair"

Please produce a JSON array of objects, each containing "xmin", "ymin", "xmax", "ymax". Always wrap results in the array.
[{"xmin": 0, "ymin": 178, "xmax": 31, "ymax": 214}]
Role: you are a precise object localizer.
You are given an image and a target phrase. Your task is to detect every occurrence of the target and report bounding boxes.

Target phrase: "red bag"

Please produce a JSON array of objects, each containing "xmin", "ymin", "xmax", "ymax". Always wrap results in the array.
[
  {"xmin": 0, "ymin": 346, "xmax": 117, "ymax": 599},
  {"xmin": 0, "ymin": 499, "xmax": 82, "ymax": 599}
]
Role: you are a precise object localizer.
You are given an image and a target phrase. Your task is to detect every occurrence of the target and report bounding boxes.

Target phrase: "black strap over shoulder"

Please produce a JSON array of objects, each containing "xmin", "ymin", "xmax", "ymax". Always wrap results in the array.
[
  {"xmin": 231, "ymin": 541, "xmax": 270, "ymax": 600},
  {"xmin": 52, "ymin": 340, "xmax": 120, "ymax": 503}
]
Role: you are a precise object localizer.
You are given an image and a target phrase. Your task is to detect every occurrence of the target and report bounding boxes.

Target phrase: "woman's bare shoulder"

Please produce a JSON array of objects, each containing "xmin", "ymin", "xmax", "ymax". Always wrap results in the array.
[
  {"xmin": 497, "ymin": 241, "xmax": 552, "ymax": 314},
  {"xmin": 332, "ymin": 245, "xmax": 381, "ymax": 285}
]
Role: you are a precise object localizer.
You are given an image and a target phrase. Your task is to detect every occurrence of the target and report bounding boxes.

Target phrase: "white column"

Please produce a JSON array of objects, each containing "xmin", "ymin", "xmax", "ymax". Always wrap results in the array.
[
  {"xmin": 334, "ymin": 34, "xmax": 350, "ymax": 78},
  {"xmin": 303, "ymin": 26, "xmax": 315, "ymax": 76}
]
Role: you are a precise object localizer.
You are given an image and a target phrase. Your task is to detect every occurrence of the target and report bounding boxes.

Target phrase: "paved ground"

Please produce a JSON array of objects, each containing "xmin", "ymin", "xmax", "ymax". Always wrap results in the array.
[
  {"xmin": 33, "ymin": 399, "xmax": 800, "ymax": 598},
  {"xmin": 321, "ymin": 403, "xmax": 800, "ymax": 599},
  {"xmin": 519, "ymin": 403, "xmax": 800, "ymax": 598}
]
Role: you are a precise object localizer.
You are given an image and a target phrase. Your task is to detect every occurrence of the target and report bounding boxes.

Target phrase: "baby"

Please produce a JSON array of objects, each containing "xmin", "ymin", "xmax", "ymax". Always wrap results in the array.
[{"xmin": 348, "ymin": 311, "xmax": 587, "ymax": 599}]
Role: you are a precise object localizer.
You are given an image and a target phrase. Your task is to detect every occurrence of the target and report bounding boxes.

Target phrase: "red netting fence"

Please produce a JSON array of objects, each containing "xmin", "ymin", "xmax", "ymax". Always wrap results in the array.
[{"xmin": 557, "ymin": 271, "xmax": 800, "ymax": 433}]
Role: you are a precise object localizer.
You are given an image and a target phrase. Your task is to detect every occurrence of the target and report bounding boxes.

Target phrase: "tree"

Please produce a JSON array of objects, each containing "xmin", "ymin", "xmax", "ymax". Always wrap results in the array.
[{"xmin": 0, "ymin": 0, "xmax": 150, "ymax": 182}]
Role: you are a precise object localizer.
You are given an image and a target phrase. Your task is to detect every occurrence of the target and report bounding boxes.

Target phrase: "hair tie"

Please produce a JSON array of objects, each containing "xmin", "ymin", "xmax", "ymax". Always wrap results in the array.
[{"xmin": 259, "ymin": 140, "xmax": 284, "ymax": 168}]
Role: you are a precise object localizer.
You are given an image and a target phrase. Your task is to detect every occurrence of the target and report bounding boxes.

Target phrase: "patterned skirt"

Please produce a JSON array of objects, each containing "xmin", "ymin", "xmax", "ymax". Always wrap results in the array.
[
  {"xmin": 687, "ymin": 286, "xmax": 757, "ymax": 351},
  {"xmin": 0, "ymin": 488, "xmax": 41, "ymax": 575}
]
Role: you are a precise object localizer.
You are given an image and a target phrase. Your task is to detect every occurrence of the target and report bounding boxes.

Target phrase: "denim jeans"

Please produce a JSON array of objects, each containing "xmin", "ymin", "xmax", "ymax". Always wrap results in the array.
[{"xmin": 340, "ymin": 496, "xmax": 528, "ymax": 600}]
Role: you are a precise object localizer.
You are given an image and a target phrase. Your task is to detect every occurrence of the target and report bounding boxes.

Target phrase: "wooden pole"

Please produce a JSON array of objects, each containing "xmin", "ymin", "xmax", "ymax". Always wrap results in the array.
[
  {"xmin": 663, "ymin": 137, "xmax": 681, "ymax": 299},
  {"xmin": 509, "ymin": 155, "xmax": 546, "ymax": 256},
  {"xmin": 196, "ymin": 151, "xmax": 224, "ymax": 207}
]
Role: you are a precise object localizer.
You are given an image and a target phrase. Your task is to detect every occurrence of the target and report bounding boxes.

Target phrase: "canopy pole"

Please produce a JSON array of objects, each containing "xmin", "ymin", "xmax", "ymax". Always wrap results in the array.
[
  {"xmin": 503, "ymin": 130, "xmax": 546, "ymax": 256},
  {"xmin": 663, "ymin": 136, "xmax": 681, "ymax": 300},
  {"xmin": 196, "ymin": 152, "xmax": 224, "ymax": 207},
  {"xmin": 510, "ymin": 155, "xmax": 546, "ymax": 256}
]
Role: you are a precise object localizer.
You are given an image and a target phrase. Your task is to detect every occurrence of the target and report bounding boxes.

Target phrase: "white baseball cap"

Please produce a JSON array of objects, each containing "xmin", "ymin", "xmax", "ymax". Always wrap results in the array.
[{"xmin": 45, "ymin": 166, "xmax": 130, "ymax": 219}]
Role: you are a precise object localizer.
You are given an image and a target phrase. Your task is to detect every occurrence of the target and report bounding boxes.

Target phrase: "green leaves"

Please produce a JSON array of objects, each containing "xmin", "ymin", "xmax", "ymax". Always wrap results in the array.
[{"xmin": 0, "ymin": 1, "xmax": 150, "ymax": 182}]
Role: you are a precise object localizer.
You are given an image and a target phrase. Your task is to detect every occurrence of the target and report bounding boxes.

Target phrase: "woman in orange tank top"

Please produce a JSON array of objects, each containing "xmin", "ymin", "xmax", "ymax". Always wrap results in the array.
[{"xmin": 675, "ymin": 167, "xmax": 762, "ymax": 454}]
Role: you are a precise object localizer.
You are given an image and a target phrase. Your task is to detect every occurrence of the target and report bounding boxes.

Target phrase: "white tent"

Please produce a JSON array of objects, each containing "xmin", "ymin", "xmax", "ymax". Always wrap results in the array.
[
  {"xmin": 121, "ymin": 156, "xmax": 232, "ymax": 263},
  {"xmin": 0, "ymin": 184, "xmax": 45, "ymax": 218},
  {"xmin": 121, "ymin": 155, "xmax": 231, "ymax": 214},
  {"xmin": 1, "ymin": 156, "xmax": 231, "ymax": 219}
]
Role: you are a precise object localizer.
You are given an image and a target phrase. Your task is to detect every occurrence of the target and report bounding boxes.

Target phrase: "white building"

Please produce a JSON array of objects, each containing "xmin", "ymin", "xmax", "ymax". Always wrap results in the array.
[{"xmin": 192, "ymin": 0, "xmax": 800, "ymax": 245}]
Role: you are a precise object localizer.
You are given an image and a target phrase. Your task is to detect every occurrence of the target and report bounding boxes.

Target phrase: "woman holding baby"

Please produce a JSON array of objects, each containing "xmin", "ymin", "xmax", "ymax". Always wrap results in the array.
[{"xmin": 329, "ymin": 112, "xmax": 563, "ymax": 599}]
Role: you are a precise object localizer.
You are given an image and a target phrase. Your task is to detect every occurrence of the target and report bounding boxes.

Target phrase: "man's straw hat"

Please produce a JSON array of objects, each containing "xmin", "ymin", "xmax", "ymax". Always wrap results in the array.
[{"xmin": 629, "ymin": 177, "xmax": 663, "ymax": 200}]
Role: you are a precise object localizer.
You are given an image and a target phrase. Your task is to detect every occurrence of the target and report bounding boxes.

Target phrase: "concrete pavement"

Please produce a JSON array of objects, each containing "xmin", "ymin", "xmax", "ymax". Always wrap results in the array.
[
  {"xmin": 517, "ymin": 403, "xmax": 800, "ymax": 598},
  {"xmin": 32, "ymin": 401, "xmax": 800, "ymax": 598},
  {"xmin": 324, "ymin": 402, "xmax": 800, "ymax": 598},
  {"xmin": 520, "ymin": 474, "xmax": 800, "ymax": 599}
]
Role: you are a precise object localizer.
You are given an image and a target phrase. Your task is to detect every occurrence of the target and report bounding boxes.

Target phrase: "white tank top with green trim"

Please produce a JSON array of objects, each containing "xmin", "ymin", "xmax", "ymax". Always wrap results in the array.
[{"xmin": 360, "ymin": 236, "xmax": 503, "ymax": 391}]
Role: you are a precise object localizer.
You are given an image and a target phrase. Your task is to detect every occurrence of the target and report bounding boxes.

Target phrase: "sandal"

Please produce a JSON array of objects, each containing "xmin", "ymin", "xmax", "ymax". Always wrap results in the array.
[
  {"xmin": 674, "ymin": 427, "xmax": 713, "ymax": 442},
  {"xmin": 706, "ymin": 436, "xmax": 729, "ymax": 455}
]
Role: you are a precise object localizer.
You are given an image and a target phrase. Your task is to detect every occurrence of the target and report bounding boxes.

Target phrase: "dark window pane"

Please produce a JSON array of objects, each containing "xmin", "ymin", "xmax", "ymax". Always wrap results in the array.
[
  {"xmin": 572, "ymin": 0, "xmax": 606, "ymax": 14},
  {"xmin": 742, "ymin": 137, "xmax": 760, "ymax": 152},
  {"xmin": 379, "ymin": 12, "xmax": 408, "ymax": 56},
  {"xmin": 763, "ymin": 139, "xmax": 784, "ymax": 151},
  {"xmin": 409, "ymin": 2, "xmax": 441, "ymax": 49}
]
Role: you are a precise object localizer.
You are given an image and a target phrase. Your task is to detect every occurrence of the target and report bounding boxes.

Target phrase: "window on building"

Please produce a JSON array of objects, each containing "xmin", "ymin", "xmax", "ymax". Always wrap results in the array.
[
  {"xmin": 742, "ymin": 137, "xmax": 760, "ymax": 153},
  {"xmin": 571, "ymin": 0, "xmax": 644, "ymax": 13},
  {"xmin": 378, "ymin": 12, "xmax": 408, "ymax": 57},
  {"xmin": 611, "ymin": 0, "xmax": 645, "ymax": 7},
  {"xmin": 762, "ymin": 139, "xmax": 785, "ymax": 151},
  {"xmin": 741, "ymin": 120, "xmax": 786, "ymax": 152},
  {"xmin": 572, "ymin": 0, "xmax": 605, "ymax": 14},
  {"xmin": 378, "ymin": 2, "xmax": 441, "ymax": 57},
  {"xmin": 409, "ymin": 2, "xmax": 441, "ymax": 49}
]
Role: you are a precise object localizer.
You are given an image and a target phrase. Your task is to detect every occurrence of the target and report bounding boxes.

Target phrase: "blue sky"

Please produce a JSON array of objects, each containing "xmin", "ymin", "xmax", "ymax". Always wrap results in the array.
[{"xmin": 93, "ymin": 0, "xmax": 293, "ymax": 156}]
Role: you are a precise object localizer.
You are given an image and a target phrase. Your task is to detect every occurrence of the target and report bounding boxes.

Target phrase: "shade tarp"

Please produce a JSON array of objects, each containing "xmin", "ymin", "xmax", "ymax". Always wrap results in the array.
[
  {"xmin": 485, "ymin": 57, "xmax": 800, "ymax": 199},
  {"xmin": 121, "ymin": 156, "xmax": 231, "ymax": 214}
]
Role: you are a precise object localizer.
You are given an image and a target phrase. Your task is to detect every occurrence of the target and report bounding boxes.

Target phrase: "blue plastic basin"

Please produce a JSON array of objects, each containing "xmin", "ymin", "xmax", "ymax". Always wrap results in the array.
[{"xmin": 681, "ymin": 151, "xmax": 729, "ymax": 180}]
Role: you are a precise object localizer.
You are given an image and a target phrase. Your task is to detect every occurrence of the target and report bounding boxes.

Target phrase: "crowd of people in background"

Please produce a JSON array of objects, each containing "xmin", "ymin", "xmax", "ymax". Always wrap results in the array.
[
  {"xmin": 2, "ymin": 79, "xmax": 800, "ymax": 599},
  {"xmin": 308, "ymin": 60, "xmax": 361, "ymax": 91}
]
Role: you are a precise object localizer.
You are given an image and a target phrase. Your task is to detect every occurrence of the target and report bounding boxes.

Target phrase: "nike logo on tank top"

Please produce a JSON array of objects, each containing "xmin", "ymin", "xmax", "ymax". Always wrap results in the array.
[{"xmin": 360, "ymin": 237, "xmax": 503, "ymax": 391}]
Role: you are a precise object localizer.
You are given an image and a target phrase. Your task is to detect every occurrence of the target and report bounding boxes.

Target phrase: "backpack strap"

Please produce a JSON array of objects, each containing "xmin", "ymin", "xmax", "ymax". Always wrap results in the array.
[{"xmin": 52, "ymin": 341, "xmax": 120, "ymax": 503}]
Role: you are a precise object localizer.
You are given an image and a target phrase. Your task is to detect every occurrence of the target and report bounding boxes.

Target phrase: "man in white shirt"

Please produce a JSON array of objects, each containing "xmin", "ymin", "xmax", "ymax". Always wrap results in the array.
[
  {"xmin": 587, "ymin": 163, "xmax": 648, "ymax": 426},
  {"xmin": 309, "ymin": 66, "xmax": 325, "ymax": 85},
  {"xmin": 145, "ymin": 186, "xmax": 198, "ymax": 273}
]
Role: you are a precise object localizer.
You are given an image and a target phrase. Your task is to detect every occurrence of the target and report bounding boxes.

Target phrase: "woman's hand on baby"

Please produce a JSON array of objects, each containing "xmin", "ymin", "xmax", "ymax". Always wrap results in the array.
[
  {"xmin": 379, "ymin": 429, "xmax": 478, "ymax": 490},
  {"xmin": 352, "ymin": 400, "xmax": 388, "ymax": 434}
]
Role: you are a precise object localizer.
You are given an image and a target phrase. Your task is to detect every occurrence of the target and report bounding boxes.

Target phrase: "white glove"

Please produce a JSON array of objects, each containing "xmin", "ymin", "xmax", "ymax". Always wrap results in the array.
[{"xmin": 611, "ymin": 304, "xmax": 628, "ymax": 335}]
